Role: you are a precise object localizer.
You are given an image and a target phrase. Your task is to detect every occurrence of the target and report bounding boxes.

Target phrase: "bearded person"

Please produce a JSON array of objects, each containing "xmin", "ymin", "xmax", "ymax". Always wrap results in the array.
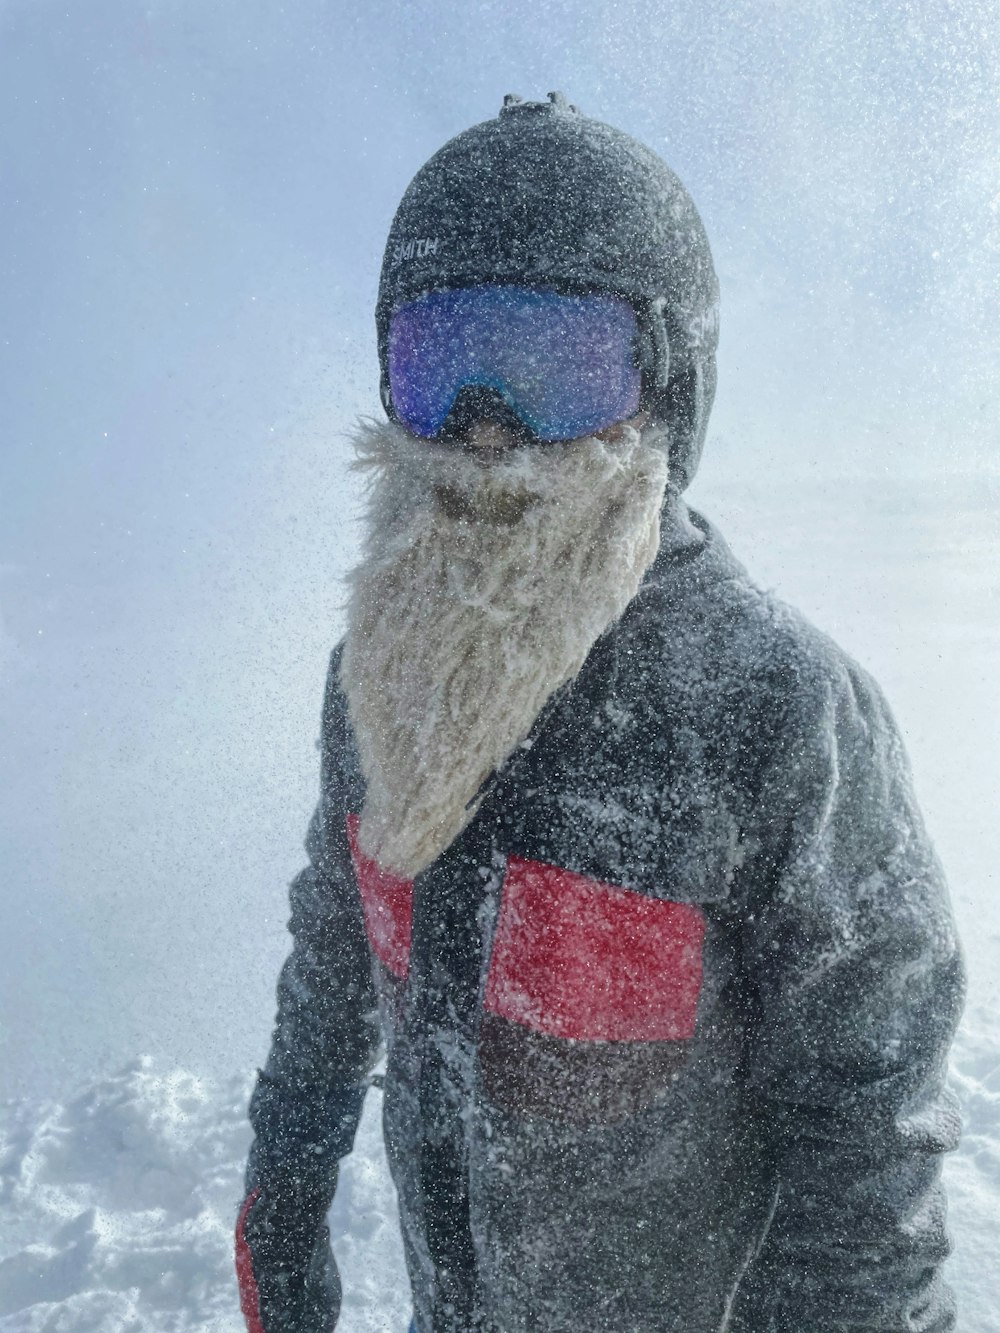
[{"xmin": 235, "ymin": 94, "xmax": 964, "ymax": 1333}]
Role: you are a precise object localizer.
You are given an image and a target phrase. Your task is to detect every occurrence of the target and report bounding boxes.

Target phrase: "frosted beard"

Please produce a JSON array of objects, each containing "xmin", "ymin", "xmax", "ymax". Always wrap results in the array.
[{"xmin": 340, "ymin": 418, "xmax": 670, "ymax": 878}]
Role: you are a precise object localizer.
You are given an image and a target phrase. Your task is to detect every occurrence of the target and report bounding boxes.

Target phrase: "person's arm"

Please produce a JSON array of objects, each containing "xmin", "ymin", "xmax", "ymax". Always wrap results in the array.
[
  {"xmin": 730, "ymin": 658, "xmax": 965, "ymax": 1333},
  {"xmin": 237, "ymin": 650, "xmax": 382, "ymax": 1333}
]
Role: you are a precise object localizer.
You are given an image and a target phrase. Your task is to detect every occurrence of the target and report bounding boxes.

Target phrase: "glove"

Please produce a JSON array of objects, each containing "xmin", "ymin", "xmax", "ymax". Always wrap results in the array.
[
  {"xmin": 236, "ymin": 1182, "xmax": 341, "ymax": 1333},
  {"xmin": 237, "ymin": 1074, "xmax": 368, "ymax": 1331}
]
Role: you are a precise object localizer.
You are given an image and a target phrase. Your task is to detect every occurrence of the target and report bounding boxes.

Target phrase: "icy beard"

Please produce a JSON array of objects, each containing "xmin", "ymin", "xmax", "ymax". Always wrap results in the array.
[{"xmin": 340, "ymin": 418, "xmax": 670, "ymax": 877}]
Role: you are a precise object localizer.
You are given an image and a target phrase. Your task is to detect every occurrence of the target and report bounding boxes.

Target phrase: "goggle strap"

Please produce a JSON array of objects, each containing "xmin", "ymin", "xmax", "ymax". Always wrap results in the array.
[{"xmin": 640, "ymin": 296, "xmax": 672, "ymax": 391}]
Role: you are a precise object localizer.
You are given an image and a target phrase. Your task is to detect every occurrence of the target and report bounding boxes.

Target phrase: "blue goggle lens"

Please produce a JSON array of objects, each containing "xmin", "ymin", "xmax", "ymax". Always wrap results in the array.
[{"xmin": 387, "ymin": 286, "xmax": 642, "ymax": 442}]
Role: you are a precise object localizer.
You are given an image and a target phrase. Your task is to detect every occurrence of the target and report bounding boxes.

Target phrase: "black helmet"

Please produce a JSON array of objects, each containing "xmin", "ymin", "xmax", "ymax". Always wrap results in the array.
[{"xmin": 376, "ymin": 93, "xmax": 719, "ymax": 491}]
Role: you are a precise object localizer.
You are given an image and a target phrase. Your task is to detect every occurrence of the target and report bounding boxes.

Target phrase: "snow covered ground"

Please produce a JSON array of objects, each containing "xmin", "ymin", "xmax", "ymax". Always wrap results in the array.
[
  {"xmin": 0, "ymin": 1030, "xmax": 996, "ymax": 1333},
  {"xmin": 0, "ymin": 1013, "xmax": 997, "ymax": 1332},
  {"xmin": 0, "ymin": 1060, "xmax": 404, "ymax": 1333}
]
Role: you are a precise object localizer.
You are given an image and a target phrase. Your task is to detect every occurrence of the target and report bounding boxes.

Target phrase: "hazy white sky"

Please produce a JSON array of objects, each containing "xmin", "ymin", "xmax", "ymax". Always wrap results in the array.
[{"xmin": 1, "ymin": 0, "xmax": 997, "ymax": 1098}]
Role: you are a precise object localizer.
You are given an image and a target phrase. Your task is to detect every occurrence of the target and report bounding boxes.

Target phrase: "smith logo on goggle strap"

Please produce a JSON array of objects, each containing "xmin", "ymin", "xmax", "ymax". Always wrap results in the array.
[{"xmin": 391, "ymin": 237, "xmax": 441, "ymax": 265}]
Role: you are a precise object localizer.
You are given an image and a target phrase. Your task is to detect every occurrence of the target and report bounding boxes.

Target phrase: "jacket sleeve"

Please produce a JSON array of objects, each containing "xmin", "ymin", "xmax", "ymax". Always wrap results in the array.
[
  {"xmin": 731, "ymin": 657, "xmax": 965, "ymax": 1333},
  {"xmin": 238, "ymin": 649, "xmax": 382, "ymax": 1332}
]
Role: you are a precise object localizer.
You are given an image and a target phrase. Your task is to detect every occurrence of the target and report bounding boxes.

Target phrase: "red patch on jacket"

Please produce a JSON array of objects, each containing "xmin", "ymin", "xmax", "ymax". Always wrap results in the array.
[
  {"xmin": 484, "ymin": 856, "xmax": 705, "ymax": 1041},
  {"xmin": 346, "ymin": 814, "xmax": 414, "ymax": 979}
]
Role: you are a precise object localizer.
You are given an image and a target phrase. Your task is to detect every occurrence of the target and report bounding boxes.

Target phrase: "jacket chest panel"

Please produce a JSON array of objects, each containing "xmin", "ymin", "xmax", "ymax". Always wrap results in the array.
[
  {"xmin": 480, "ymin": 676, "xmax": 745, "ymax": 908},
  {"xmin": 483, "ymin": 854, "xmax": 705, "ymax": 1042}
]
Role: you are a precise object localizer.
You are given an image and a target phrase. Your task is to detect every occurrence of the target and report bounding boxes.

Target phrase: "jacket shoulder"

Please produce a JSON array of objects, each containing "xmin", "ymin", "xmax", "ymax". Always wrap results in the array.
[
  {"xmin": 642, "ymin": 513, "xmax": 891, "ymax": 730},
  {"xmin": 631, "ymin": 515, "xmax": 913, "ymax": 835}
]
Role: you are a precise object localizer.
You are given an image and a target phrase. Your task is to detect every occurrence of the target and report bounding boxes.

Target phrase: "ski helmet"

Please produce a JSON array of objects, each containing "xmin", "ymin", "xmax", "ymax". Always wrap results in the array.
[{"xmin": 377, "ymin": 93, "xmax": 719, "ymax": 491}]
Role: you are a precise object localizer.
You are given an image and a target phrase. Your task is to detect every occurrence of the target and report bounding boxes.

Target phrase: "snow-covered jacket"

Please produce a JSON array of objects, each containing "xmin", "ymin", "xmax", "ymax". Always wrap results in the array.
[{"xmin": 239, "ymin": 499, "xmax": 964, "ymax": 1333}]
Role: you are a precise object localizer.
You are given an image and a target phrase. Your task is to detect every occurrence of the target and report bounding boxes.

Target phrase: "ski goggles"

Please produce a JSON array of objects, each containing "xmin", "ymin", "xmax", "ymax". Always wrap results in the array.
[{"xmin": 387, "ymin": 285, "xmax": 643, "ymax": 442}]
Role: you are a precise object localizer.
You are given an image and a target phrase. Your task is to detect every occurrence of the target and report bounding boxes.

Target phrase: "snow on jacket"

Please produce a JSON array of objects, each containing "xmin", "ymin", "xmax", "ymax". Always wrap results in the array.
[{"xmin": 241, "ymin": 498, "xmax": 964, "ymax": 1333}]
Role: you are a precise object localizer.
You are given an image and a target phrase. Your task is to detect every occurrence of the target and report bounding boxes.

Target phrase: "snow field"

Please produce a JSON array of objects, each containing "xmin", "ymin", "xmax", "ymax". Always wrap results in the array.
[
  {"xmin": 1, "ymin": 1024, "xmax": 998, "ymax": 1332},
  {"xmin": 0, "ymin": 1059, "xmax": 410, "ymax": 1333}
]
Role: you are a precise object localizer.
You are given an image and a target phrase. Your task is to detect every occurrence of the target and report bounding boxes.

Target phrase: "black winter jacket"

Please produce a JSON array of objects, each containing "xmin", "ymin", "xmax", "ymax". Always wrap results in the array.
[{"xmin": 241, "ymin": 502, "xmax": 964, "ymax": 1333}]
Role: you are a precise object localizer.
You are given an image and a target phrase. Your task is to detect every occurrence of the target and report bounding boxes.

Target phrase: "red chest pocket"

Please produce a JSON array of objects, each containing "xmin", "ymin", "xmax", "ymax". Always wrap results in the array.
[
  {"xmin": 346, "ymin": 814, "xmax": 414, "ymax": 979},
  {"xmin": 484, "ymin": 856, "xmax": 705, "ymax": 1042}
]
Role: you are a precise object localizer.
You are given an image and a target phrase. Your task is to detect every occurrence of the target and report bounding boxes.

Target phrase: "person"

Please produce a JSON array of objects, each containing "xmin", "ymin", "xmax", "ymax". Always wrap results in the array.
[{"xmin": 234, "ymin": 93, "xmax": 965, "ymax": 1333}]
